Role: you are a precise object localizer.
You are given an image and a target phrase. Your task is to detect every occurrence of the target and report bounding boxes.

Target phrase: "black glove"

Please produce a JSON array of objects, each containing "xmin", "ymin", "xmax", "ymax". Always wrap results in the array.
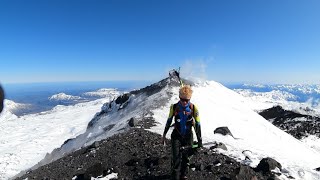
[{"xmin": 198, "ymin": 140, "xmax": 203, "ymax": 148}]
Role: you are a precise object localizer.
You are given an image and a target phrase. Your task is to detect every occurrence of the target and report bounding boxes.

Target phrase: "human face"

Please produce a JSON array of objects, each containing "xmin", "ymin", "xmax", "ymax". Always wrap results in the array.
[{"xmin": 179, "ymin": 97, "xmax": 190, "ymax": 105}]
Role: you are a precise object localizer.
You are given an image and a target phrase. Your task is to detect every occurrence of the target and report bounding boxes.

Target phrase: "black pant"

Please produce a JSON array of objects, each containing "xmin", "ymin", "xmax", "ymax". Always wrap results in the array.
[{"xmin": 171, "ymin": 129, "xmax": 193, "ymax": 180}]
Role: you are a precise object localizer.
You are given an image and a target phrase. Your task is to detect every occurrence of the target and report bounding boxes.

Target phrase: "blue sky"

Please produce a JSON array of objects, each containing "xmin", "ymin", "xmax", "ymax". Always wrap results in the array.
[{"xmin": 0, "ymin": 0, "xmax": 319, "ymax": 84}]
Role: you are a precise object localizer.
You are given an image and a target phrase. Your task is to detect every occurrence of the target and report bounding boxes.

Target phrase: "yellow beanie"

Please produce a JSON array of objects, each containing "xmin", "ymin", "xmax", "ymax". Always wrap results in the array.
[{"xmin": 179, "ymin": 85, "xmax": 193, "ymax": 99}]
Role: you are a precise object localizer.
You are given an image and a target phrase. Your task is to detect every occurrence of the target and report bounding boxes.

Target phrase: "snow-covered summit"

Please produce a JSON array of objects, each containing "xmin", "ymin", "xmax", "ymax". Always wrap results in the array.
[
  {"xmin": 24, "ymin": 77, "xmax": 320, "ymax": 180},
  {"xmin": 3, "ymin": 99, "xmax": 31, "ymax": 111},
  {"xmin": 0, "ymin": 99, "xmax": 33, "ymax": 121},
  {"xmin": 83, "ymin": 88, "xmax": 121, "ymax": 98},
  {"xmin": 0, "ymin": 99, "xmax": 22, "ymax": 121},
  {"xmin": 49, "ymin": 93, "xmax": 82, "ymax": 101}
]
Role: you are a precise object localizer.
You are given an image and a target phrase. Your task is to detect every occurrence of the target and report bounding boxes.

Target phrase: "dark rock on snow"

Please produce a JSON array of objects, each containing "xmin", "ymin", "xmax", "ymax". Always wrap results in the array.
[
  {"xmin": 128, "ymin": 117, "xmax": 136, "ymax": 127},
  {"xmin": 214, "ymin": 126, "xmax": 235, "ymax": 138},
  {"xmin": 256, "ymin": 157, "xmax": 282, "ymax": 174},
  {"xmin": 115, "ymin": 94, "xmax": 130, "ymax": 105}
]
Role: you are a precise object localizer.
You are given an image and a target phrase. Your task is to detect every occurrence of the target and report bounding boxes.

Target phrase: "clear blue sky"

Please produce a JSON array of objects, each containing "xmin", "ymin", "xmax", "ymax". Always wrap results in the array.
[{"xmin": 0, "ymin": 0, "xmax": 319, "ymax": 84}]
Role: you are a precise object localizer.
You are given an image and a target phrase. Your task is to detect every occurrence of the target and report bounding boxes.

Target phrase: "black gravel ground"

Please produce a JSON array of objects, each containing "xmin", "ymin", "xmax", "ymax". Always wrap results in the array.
[{"xmin": 16, "ymin": 128, "xmax": 278, "ymax": 180}]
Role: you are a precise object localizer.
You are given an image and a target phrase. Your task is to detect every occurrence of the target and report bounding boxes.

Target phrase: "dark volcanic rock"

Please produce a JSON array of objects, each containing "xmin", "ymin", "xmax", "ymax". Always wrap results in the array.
[
  {"xmin": 214, "ymin": 126, "xmax": 234, "ymax": 138},
  {"xmin": 128, "ymin": 117, "xmax": 136, "ymax": 127},
  {"xmin": 259, "ymin": 105, "xmax": 309, "ymax": 120},
  {"xmin": 83, "ymin": 162, "xmax": 106, "ymax": 177},
  {"xmin": 256, "ymin": 157, "xmax": 282, "ymax": 174},
  {"xmin": 15, "ymin": 128, "xmax": 274, "ymax": 180},
  {"xmin": 259, "ymin": 105, "xmax": 320, "ymax": 139},
  {"xmin": 130, "ymin": 77, "xmax": 184, "ymax": 96},
  {"xmin": 115, "ymin": 93, "xmax": 130, "ymax": 105},
  {"xmin": 233, "ymin": 165, "xmax": 258, "ymax": 180}
]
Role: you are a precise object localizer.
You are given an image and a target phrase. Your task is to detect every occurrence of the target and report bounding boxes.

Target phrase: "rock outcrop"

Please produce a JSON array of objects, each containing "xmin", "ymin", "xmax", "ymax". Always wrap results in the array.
[{"xmin": 259, "ymin": 105, "xmax": 320, "ymax": 139}]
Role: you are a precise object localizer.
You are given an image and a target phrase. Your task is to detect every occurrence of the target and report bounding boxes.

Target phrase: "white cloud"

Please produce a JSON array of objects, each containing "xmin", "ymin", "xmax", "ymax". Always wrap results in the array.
[{"xmin": 180, "ymin": 58, "xmax": 211, "ymax": 84}]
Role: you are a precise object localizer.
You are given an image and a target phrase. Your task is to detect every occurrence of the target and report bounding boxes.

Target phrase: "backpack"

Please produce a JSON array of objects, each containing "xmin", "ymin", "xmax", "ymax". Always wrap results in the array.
[{"xmin": 172, "ymin": 102, "xmax": 195, "ymax": 135}]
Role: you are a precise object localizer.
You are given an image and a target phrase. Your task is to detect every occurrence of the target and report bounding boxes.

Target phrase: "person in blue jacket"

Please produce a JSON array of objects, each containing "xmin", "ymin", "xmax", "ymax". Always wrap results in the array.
[{"xmin": 162, "ymin": 85, "xmax": 202, "ymax": 180}]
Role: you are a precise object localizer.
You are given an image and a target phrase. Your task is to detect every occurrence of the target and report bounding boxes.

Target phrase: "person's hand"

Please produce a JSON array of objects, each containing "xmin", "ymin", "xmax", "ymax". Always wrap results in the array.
[{"xmin": 161, "ymin": 136, "xmax": 166, "ymax": 146}]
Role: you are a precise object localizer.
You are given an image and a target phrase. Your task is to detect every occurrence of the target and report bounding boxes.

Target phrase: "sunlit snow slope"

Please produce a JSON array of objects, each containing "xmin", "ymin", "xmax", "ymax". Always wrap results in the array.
[
  {"xmin": 0, "ymin": 89, "xmax": 120, "ymax": 179},
  {"xmin": 152, "ymin": 80, "xmax": 320, "ymax": 180}
]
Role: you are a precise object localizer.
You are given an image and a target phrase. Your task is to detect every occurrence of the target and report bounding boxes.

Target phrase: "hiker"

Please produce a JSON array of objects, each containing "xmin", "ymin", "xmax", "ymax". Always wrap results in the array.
[
  {"xmin": 161, "ymin": 85, "xmax": 202, "ymax": 180},
  {"xmin": 0, "ymin": 84, "xmax": 4, "ymax": 113}
]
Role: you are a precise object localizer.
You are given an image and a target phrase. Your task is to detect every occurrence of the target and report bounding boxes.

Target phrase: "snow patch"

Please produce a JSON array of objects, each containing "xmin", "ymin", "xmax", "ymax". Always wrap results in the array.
[
  {"xmin": 49, "ymin": 93, "xmax": 82, "ymax": 101},
  {"xmin": 83, "ymin": 88, "xmax": 121, "ymax": 98}
]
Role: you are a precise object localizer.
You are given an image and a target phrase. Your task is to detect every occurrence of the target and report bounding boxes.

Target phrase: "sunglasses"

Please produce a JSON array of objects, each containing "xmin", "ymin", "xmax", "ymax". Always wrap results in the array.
[{"xmin": 180, "ymin": 98, "xmax": 190, "ymax": 102}]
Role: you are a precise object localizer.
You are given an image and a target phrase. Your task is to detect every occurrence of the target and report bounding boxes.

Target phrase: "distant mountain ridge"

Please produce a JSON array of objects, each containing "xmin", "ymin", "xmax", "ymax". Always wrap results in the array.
[
  {"xmin": 243, "ymin": 84, "xmax": 320, "ymax": 94},
  {"xmin": 83, "ymin": 88, "xmax": 120, "ymax": 98},
  {"xmin": 49, "ymin": 93, "xmax": 82, "ymax": 101},
  {"xmin": 232, "ymin": 83, "xmax": 320, "ymax": 104},
  {"xmin": 234, "ymin": 89, "xmax": 298, "ymax": 102}
]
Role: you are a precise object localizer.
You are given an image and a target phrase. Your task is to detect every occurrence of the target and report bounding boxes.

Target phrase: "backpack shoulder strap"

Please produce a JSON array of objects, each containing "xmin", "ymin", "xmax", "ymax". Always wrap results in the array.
[
  {"xmin": 173, "ymin": 102, "xmax": 179, "ymax": 115},
  {"xmin": 190, "ymin": 103, "xmax": 195, "ymax": 117},
  {"xmin": 189, "ymin": 103, "xmax": 194, "ymax": 111}
]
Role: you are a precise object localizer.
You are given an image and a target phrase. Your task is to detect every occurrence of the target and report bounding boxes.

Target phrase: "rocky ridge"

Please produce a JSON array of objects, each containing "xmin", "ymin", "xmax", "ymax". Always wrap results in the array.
[
  {"xmin": 16, "ymin": 128, "xmax": 279, "ymax": 180},
  {"xmin": 259, "ymin": 105, "xmax": 320, "ymax": 139}
]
